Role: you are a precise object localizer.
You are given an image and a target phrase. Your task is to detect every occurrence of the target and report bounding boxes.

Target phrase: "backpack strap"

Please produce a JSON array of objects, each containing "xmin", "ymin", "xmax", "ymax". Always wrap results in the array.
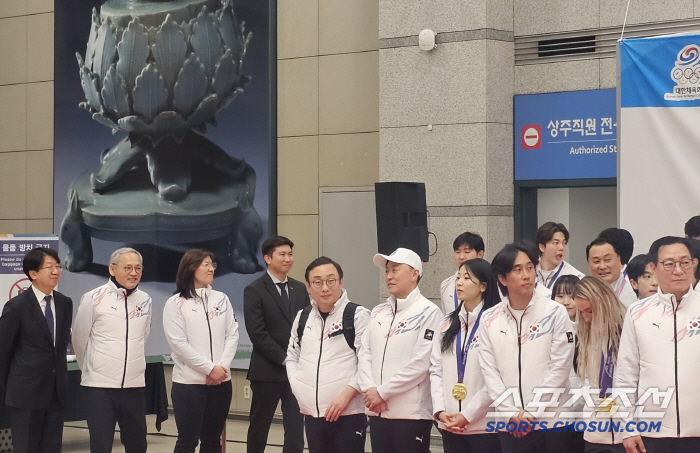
[
  {"xmin": 296, "ymin": 305, "xmax": 313, "ymax": 347},
  {"xmin": 342, "ymin": 302, "xmax": 359, "ymax": 351}
]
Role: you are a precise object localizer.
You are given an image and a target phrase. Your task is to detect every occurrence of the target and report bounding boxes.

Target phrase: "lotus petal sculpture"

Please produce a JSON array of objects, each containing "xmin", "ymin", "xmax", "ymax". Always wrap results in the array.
[{"xmin": 76, "ymin": 1, "xmax": 251, "ymax": 146}]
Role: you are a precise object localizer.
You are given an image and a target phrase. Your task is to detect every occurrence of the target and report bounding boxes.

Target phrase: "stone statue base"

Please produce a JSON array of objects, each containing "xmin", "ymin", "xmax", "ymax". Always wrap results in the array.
[{"xmin": 60, "ymin": 131, "xmax": 264, "ymax": 274}]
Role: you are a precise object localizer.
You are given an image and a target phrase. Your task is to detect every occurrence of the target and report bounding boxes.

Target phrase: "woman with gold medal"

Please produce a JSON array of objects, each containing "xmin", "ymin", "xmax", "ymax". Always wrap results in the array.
[
  {"xmin": 429, "ymin": 259, "xmax": 501, "ymax": 452},
  {"xmin": 573, "ymin": 276, "xmax": 626, "ymax": 452}
]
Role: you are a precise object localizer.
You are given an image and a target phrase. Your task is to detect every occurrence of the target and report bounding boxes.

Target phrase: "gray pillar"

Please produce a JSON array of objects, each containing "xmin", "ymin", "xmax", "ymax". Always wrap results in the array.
[{"xmin": 378, "ymin": 1, "xmax": 514, "ymax": 301}]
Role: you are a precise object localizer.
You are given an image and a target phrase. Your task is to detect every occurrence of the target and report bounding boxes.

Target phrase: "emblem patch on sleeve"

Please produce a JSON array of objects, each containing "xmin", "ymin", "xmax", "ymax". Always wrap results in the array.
[
  {"xmin": 424, "ymin": 329, "xmax": 434, "ymax": 340},
  {"xmin": 566, "ymin": 332, "xmax": 574, "ymax": 343}
]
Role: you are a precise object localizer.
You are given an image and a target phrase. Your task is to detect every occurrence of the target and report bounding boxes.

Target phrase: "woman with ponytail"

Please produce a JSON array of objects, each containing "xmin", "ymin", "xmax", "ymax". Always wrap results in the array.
[
  {"xmin": 573, "ymin": 276, "xmax": 626, "ymax": 452},
  {"xmin": 429, "ymin": 258, "xmax": 501, "ymax": 452}
]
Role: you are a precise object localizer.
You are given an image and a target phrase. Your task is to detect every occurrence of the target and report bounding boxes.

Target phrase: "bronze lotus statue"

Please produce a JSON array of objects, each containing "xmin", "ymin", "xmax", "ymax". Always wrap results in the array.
[{"xmin": 61, "ymin": 0, "xmax": 264, "ymax": 274}]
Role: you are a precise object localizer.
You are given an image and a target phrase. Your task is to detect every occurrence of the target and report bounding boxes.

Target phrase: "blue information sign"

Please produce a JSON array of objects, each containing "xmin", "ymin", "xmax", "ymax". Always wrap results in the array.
[{"xmin": 514, "ymin": 89, "xmax": 617, "ymax": 181}]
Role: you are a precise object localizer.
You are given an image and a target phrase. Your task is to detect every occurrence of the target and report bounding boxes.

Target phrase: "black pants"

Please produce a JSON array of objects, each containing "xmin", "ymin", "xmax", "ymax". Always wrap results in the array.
[
  {"xmin": 304, "ymin": 413, "xmax": 366, "ymax": 453},
  {"xmin": 246, "ymin": 380, "xmax": 304, "ymax": 453},
  {"xmin": 440, "ymin": 430, "xmax": 501, "ymax": 453},
  {"xmin": 368, "ymin": 416, "xmax": 432, "ymax": 453},
  {"xmin": 85, "ymin": 387, "xmax": 147, "ymax": 453},
  {"xmin": 584, "ymin": 441, "xmax": 625, "ymax": 453},
  {"xmin": 171, "ymin": 381, "xmax": 232, "ymax": 453},
  {"xmin": 643, "ymin": 437, "xmax": 700, "ymax": 453},
  {"xmin": 8, "ymin": 392, "xmax": 63, "ymax": 453},
  {"xmin": 498, "ymin": 428, "xmax": 574, "ymax": 453}
]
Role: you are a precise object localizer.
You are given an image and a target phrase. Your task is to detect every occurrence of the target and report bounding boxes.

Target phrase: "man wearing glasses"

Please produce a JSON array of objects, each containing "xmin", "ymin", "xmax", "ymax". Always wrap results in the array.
[
  {"xmin": 615, "ymin": 237, "xmax": 700, "ymax": 453},
  {"xmin": 73, "ymin": 247, "xmax": 152, "ymax": 453},
  {"xmin": 0, "ymin": 247, "xmax": 73, "ymax": 453},
  {"xmin": 286, "ymin": 256, "xmax": 371, "ymax": 453}
]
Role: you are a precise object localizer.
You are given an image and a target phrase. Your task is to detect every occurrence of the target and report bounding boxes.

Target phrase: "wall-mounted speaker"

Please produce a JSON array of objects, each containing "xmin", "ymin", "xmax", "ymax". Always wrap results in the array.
[{"xmin": 374, "ymin": 182, "xmax": 429, "ymax": 262}]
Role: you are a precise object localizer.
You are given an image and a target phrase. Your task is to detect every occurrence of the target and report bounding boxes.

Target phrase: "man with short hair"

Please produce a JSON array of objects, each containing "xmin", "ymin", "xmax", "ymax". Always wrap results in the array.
[
  {"xmin": 684, "ymin": 215, "xmax": 700, "ymax": 239},
  {"xmin": 535, "ymin": 222, "xmax": 584, "ymax": 293},
  {"xmin": 440, "ymin": 232, "xmax": 485, "ymax": 314},
  {"xmin": 358, "ymin": 248, "xmax": 441, "ymax": 453},
  {"xmin": 615, "ymin": 237, "xmax": 700, "ymax": 453},
  {"xmin": 627, "ymin": 254, "xmax": 658, "ymax": 300},
  {"xmin": 478, "ymin": 242, "xmax": 575, "ymax": 452},
  {"xmin": 0, "ymin": 248, "xmax": 73, "ymax": 453},
  {"xmin": 598, "ymin": 228, "xmax": 634, "ymax": 267},
  {"xmin": 73, "ymin": 248, "xmax": 151, "ymax": 453},
  {"xmin": 286, "ymin": 256, "xmax": 370, "ymax": 453},
  {"xmin": 586, "ymin": 237, "xmax": 637, "ymax": 306},
  {"xmin": 244, "ymin": 236, "xmax": 309, "ymax": 453}
]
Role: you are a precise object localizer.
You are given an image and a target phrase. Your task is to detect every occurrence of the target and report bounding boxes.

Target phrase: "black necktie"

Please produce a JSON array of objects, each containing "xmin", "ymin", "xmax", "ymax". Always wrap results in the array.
[
  {"xmin": 44, "ymin": 295, "xmax": 54, "ymax": 343},
  {"xmin": 277, "ymin": 282, "xmax": 291, "ymax": 317}
]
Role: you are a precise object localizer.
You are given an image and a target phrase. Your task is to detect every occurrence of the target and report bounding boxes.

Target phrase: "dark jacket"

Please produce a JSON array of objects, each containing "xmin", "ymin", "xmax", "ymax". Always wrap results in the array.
[
  {"xmin": 244, "ymin": 272, "xmax": 309, "ymax": 382},
  {"xmin": 0, "ymin": 288, "xmax": 73, "ymax": 409}
]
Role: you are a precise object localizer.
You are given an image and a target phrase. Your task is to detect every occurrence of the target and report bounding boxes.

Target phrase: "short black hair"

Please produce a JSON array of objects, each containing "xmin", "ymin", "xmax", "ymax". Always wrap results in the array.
[
  {"xmin": 305, "ymin": 256, "xmax": 344, "ymax": 282},
  {"xmin": 261, "ymin": 235, "xmax": 294, "ymax": 258},
  {"xmin": 685, "ymin": 216, "xmax": 700, "ymax": 238},
  {"xmin": 598, "ymin": 228, "xmax": 634, "ymax": 265},
  {"xmin": 648, "ymin": 236, "xmax": 689, "ymax": 265},
  {"xmin": 491, "ymin": 241, "xmax": 539, "ymax": 296},
  {"xmin": 551, "ymin": 274, "xmax": 580, "ymax": 299},
  {"xmin": 586, "ymin": 236, "xmax": 620, "ymax": 261},
  {"xmin": 452, "ymin": 232, "xmax": 485, "ymax": 253},
  {"xmin": 535, "ymin": 222, "xmax": 570, "ymax": 248},
  {"xmin": 627, "ymin": 254, "xmax": 651, "ymax": 283},
  {"xmin": 23, "ymin": 247, "xmax": 60, "ymax": 280}
]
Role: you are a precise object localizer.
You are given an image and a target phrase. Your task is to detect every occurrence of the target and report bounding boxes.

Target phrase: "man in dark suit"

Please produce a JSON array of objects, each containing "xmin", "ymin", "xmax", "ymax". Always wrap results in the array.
[
  {"xmin": 244, "ymin": 236, "xmax": 309, "ymax": 453},
  {"xmin": 0, "ymin": 247, "xmax": 73, "ymax": 453}
]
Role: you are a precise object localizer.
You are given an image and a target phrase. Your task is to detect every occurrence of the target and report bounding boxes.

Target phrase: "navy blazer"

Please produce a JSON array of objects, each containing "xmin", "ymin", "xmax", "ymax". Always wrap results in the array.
[
  {"xmin": 244, "ymin": 272, "xmax": 309, "ymax": 382},
  {"xmin": 0, "ymin": 288, "xmax": 73, "ymax": 410}
]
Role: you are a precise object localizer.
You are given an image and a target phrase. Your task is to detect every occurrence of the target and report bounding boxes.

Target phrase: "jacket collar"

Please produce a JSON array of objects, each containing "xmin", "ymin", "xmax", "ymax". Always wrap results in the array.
[
  {"xmin": 459, "ymin": 300, "xmax": 484, "ymax": 324},
  {"xmin": 108, "ymin": 277, "xmax": 138, "ymax": 296},
  {"xmin": 657, "ymin": 286, "xmax": 695, "ymax": 306},
  {"xmin": 387, "ymin": 286, "xmax": 422, "ymax": 314},
  {"xmin": 503, "ymin": 292, "xmax": 537, "ymax": 320},
  {"xmin": 195, "ymin": 285, "xmax": 212, "ymax": 303}
]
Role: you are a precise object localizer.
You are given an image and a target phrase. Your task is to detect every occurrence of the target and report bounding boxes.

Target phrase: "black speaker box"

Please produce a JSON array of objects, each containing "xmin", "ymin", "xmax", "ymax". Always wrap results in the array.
[{"xmin": 374, "ymin": 182, "xmax": 429, "ymax": 262}]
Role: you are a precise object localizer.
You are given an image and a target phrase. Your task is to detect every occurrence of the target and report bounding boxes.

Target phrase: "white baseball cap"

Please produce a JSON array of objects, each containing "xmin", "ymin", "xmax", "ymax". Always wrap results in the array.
[{"xmin": 373, "ymin": 247, "xmax": 423, "ymax": 276}]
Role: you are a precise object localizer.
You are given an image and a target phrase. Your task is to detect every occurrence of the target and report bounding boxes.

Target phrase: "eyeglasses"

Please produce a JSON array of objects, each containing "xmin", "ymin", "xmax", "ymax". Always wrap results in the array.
[
  {"xmin": 115, "ymin": 265, "xmax": 144, "ymax": 274},
  {"xmin": 39, "ymin": 265, "xmax": 62, "ymax": 272},
  {"xmin": 659, "ymin": 259, "xmax": 696, "ymax": 271},
  {"xmin": 310, "ymin": 278, "xmax": 338, "ymax": 288},
  {"xmin": 201, "ymin": 262, "xmax": 217, "ymax": 270}
]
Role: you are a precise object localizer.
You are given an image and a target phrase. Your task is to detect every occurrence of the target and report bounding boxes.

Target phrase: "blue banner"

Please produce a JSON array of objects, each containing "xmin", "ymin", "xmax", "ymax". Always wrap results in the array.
[
  {"xmin": 620, "ymin": 35, "xmax": 700, "ymax": 108},
  {"xmin": 514, "ymin": 89, "xmax": 617, "ymax": 181}
]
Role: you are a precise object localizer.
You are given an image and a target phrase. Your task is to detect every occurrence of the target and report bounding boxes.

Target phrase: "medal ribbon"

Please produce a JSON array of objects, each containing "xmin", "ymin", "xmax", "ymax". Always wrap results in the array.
[
  {"xmin": 615, "ymin": 270, "xmax": 628, "ymax": 298},
  {"xmin": 598, "ymin": 346, "xmax": 614, "ymax": 398},
  {"xmin": 456, "ymin": 308, "xmax": 484, "ymax": 384}
]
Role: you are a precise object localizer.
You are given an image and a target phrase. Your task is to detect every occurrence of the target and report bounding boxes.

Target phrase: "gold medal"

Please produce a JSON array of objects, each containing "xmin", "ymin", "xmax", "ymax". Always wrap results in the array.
[
  {"xmin": 452, "ymin": 382, "xmax": 467, "ymax": 400},
  {"xmin": 596, "ymin": 397, "xmax": 616, "ymax": 413}
]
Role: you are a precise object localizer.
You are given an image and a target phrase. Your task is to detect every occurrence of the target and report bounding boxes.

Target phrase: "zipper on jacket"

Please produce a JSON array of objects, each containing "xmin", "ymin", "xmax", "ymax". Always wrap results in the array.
[
  {"xmin": 203, "ymin": 292, "xmax": 214, "ymax": 361},
  {"xmin": 121, "ymin": 292, "xmax": 129, "ymax": 388},
  {"xmin": 315, "ymin": 316, "xmax": 326, "ymax": 417},
  {"xmin": 379, "ymin": 302, "xmax": 398, "ymax": 385},
  {"xmin": 506, "ymin": 306, "xmax": 527, "ymax": 409},
  {"xmin": 673, "ymin": 300, "xmax": 680, "ymax": 437}
]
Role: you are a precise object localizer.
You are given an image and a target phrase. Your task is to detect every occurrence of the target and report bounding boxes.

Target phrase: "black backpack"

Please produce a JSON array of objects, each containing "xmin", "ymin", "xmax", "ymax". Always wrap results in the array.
[{"xmin": 296, "ymin": 303, "xmax": 359, "ymax": 351}]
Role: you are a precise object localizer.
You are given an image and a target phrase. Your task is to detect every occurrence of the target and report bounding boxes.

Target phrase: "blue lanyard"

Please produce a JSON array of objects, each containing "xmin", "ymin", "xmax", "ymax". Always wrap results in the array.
[
  {"xmin": 538, "ymin": 262, "xmax": 565, "ymax": 289},
  {"xmin": 598, "ymin": 346, "xmax": 615, "ymax": 398},
  {"xmin": 456, "ymin": 307, "xmax": 483, "ymax": 384}
]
